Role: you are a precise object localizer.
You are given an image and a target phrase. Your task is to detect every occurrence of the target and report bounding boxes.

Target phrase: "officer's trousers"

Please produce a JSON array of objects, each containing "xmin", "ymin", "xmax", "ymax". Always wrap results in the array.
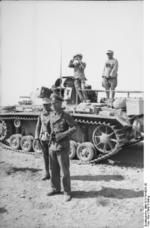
[
  {"xmin": 49, "ymin": 149, "xmax": 71, "ymax": 194},
  {"xmin": 40, "ymin": 141, "xmax": 50, "ymax": 176}
]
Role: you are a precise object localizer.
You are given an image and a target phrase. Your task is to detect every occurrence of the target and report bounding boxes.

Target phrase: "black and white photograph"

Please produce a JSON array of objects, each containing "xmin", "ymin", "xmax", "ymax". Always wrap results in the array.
[{"xmin": 0, "ymin": 0, "xmax": 146, "ymax": 228}]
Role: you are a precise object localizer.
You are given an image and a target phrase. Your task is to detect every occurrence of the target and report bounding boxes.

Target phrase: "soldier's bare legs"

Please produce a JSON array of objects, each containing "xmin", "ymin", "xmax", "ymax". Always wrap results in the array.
[
  {"xmin": 102, "ymin": 77, "xmax": 110, "ymax": 100},
  {"xmin": 74, "ymin": 79, "xmax": 85, "ymax": 102},
  {"xmin": 110, "ymin": 78, "xmax": 117, "ymax": 101},
  {"xmin": 106, "ymin": 89, "xmax": 110, "ymax": 99},
  {"xmin": 111, "ymin": 90, "xmax": 115, "ymax": 100}
]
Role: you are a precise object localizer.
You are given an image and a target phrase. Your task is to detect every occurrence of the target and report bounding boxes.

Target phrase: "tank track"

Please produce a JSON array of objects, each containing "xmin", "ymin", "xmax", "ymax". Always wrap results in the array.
[
  {"xmin": 0, "ymin": 115, "xmax": 38, "ymax": 121},
  {"xmin": 123, "ymin": 137, "xmax": 144, "ymax": 147},
  {"xmin": 0, "ymin": 142, "xmax": 36, "ymax": 156},
  {"xmin": 74, "ymin": 118, "xmax": 143, "ymax": 163},
  {"xmin": 0, "ymin": 115, "xmax": 38, "ymax": 154},
  {"xmin": 0, "ymin": 140, "xmax": 143, "ymax": 167},
  {"xmin": 0, "ymin": 117, "xmax": 143, "ymax": 164}
]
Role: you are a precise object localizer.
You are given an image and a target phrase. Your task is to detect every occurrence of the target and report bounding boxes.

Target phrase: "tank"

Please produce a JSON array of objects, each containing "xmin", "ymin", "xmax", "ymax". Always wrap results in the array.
[{"xmin": 0, "ymin": 76, "xmax": 144, "ymax": 163}]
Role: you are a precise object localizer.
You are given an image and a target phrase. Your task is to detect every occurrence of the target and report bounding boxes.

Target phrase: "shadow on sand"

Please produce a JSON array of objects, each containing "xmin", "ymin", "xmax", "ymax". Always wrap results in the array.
[
  {"xmin": 0, "ymin": 207, "xmax": 8, "ymax": 214},
  {"xmin": 72, "ymin": 187, "xmax": 143, "ymax": 199},
  {"xmin": 105, "ymin": 142, "xmax": 144, "ymax": 168},
  {"xmin": 71, "ymin": 174, "xmax": 124, "ymax": 182},
  {"xmin": 6, "ymin": 167, "xmax": 42, "ymax": 175}
]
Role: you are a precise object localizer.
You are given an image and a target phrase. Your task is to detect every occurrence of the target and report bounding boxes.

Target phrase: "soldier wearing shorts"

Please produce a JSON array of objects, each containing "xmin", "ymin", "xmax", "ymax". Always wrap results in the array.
[
  {"xmin": 102, "ymin": 50, "xmax": 118, "ymax": 100},
  {"xmin": 68, "ymin": 54, "xmax": 87, "ymax": 102}
]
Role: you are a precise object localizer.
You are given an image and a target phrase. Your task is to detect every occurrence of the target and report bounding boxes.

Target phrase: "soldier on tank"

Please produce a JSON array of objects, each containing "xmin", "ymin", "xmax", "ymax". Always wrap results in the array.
[
  {"xmin": 35, "ymin": 98, "xmax": 51, "ymax": 180},
  {"xmin": 47, "ymin": 94, "xmax": 76, "ymax": 202},
  {"xmin": 102, "ymin": 50, "xmax": 118, "ymax": 100},
  {"xmin": 68, "ymin": 54, "xmax": 87, "ymax": 102}
]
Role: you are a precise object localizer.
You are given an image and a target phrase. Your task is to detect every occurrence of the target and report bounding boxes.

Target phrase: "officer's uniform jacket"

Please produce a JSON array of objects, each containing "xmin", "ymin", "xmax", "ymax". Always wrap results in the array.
[
  {"xmin": 49, "ymin": 110, "xmax": 76, "ymax": 151},
  {"xmin": 102, "ymin": 58, "xmax": 118, "ymax": 78},
  {"xmin": 68, "ymin": 60, "xmax": 86, "ymax": 81},
  {"xmin": 35, "ymin": 111, "xmax": 51, "ymax": 141}
]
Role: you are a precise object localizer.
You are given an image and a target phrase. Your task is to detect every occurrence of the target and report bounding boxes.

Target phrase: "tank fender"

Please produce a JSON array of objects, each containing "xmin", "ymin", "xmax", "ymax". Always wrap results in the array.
[{"xmin": 116, "ymin": 115, "xmax": 131, "ymax": 127}]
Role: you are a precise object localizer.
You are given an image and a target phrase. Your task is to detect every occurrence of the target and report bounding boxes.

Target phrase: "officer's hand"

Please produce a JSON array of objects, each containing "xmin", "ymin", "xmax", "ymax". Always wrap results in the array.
[
  {"xmin": 55, "ymin": 132, "xmax": 65, "ymax": 142},
  {"xmin": 35, "ymin": 138, "xmax": 40, "ymax": 142},
  {"xmin": 44, "ymin": 132, "xmax": 50, "ymax": 141},
  {"xmin": 35, "ymin": 138, "xmax": 40, "ymax": 144}
]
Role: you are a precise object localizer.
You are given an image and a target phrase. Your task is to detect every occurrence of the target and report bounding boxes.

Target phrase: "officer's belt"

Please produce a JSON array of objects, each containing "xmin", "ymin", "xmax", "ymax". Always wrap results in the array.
[{"xmin": 102, "ymin": 76, "xmax": 114, "ymax": 80}]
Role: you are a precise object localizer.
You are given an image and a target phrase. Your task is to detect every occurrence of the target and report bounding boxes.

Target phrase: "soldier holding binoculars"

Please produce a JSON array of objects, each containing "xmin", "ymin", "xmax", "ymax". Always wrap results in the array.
[{"xmin": 68, "ymin": 54, "xmax": 87, "ymax": 102}]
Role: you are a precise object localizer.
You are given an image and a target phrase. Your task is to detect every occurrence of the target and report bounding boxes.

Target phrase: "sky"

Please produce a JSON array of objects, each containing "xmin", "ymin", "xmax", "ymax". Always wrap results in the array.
[{"xmin": 0, "ymin": 1, "xmax": 143, "ymax": 105}]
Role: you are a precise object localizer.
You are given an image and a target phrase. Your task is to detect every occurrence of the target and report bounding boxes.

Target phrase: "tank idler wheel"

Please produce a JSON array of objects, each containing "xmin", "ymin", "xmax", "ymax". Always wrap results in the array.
[
  {"xmin": 77, "ymin": 142, "xmax": 95, "ymax": 162},
  {"xmin": 9, "ymin": 134, "xmax": 22, "ymax": 150},
  {"xmin": 69, "ymin": 140, "xmax": 77, "ymax": 159},
  {"xmin": 20, "ymin": 135, "xmax": 33, "ymax": 152},
  {"xmin": 33, "ymin": 139, "xmax": 43, "ymax": 154}
]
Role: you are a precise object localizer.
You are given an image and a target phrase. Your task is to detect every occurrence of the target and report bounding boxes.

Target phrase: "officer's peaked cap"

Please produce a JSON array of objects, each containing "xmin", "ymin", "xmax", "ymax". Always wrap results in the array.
[
  {"xmin": 73, "ymin": 53, "xmax": 83, "ymax": 59},
  {"xmin": 106, "ymin": 50, "xmax": 114, "ymax": 55},
  {"xmin": 50, "ymin": 94, "xmax": 63, "ymax": 102},
  {"xmin": 41, "ymin": 97, "xmax": 51, "ymax": 104}
]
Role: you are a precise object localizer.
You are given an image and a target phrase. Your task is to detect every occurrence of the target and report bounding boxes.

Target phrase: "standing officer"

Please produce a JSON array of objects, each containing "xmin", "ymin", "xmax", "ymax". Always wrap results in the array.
[
  {"xmin": 47, "ymin": 94, "xmax": 76, "ymax": 202},
  {"xmin": 68, "ymin": 54, "xmax": 87, "ymax": 102},
  {"xmin": 102, "ymin": 50, "xmax": 118, "ymax": 100},
  {"xmin": 35, "ymin": 98, "xmax": 51, "ymax": 180}
]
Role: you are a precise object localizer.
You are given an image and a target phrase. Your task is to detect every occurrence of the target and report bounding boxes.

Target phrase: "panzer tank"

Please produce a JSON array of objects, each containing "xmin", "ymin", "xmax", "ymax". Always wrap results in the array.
[{"xmin": 0, "ymin": 76, "xmax": 144, "ymax": 163}]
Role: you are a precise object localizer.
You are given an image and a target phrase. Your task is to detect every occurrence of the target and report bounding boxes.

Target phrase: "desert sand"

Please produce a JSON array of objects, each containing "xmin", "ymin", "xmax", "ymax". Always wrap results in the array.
[{"xmin": 0, "ymin": 143, "xmax": 144, "ymax": 228}]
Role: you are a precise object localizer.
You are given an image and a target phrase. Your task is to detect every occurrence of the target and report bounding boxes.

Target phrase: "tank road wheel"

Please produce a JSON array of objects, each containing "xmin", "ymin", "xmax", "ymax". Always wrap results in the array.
[
  {"xmin": 77, "ymin": 142, "xmax": 95, "ymax": 162},
  {"xmin": 9, "ymin": 134, "xmax": 22, "ymax": 150},
  {"xmin": 21, "ymin": 136, "xmax": 33, "ymax": 152},
  {"xmin": 69, "ymin": 140, "xmax": 77, "ymax": 159},
  {"xmin": 14, "ymin": 119, "xmax": 21, "ymax": 128},
  {"xmin": 92, "ymin": 122, "xmax": 124, "ymax": 155},
  {"xmin": 0, "ymin": 120, "xmax": 13, "ymax": 142},
  {"xmin": 33, "ymin": 139, "xmax": 42, "ymax": 154}
]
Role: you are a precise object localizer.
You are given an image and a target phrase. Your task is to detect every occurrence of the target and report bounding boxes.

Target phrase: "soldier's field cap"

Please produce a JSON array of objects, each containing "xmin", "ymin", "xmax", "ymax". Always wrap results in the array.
[
  {"xmin": 50, "ymin": 94, "xmax": 63, "ymax": 103},
  {"xmin": 41, "ymin": 97, "xmax": 51, "ymax": 104},
  {"xmin": 106, "ymin": 50, "xmax": 114, "ymax": 55},
  {"xmin": 73, "ymin": 53, "xmax": 83, "ymax": 59}
]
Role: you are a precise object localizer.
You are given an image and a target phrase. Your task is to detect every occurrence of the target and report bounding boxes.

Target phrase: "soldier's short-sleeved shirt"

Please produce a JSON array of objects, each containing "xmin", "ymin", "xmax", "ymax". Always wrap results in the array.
[
  {"xmin": 103, "ymin": 58, "xmax": 118, "ymax": 78},
  {"xmin": 49, "ymin": 110, "xmax": 76, "ymax": 151}
]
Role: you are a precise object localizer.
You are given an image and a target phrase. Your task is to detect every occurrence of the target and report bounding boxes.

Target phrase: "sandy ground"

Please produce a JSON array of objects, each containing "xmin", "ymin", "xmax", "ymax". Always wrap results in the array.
[{"xmin": 0, "ymin": 143, "xmax": 144, "ymax": 228}]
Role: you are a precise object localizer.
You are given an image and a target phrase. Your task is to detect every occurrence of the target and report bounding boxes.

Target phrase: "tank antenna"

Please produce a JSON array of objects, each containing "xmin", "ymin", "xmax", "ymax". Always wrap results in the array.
[{"xmin": 59, "ymin": 41, "xmax": 62, "ymax": 79}]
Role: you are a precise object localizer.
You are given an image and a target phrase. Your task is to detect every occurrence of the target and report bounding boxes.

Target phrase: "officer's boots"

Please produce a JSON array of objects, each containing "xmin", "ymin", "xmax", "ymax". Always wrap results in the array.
[
  {"xmin": 64, "ymin": 193, "xmax": 72, "ymax": 202},
  {"xmin": 42, "ymin": 164, "xmax": 50, "ymax": 180},
  {"xmin": 42, "ymin": 174, "xmax": 50, "ymax": 181}
]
